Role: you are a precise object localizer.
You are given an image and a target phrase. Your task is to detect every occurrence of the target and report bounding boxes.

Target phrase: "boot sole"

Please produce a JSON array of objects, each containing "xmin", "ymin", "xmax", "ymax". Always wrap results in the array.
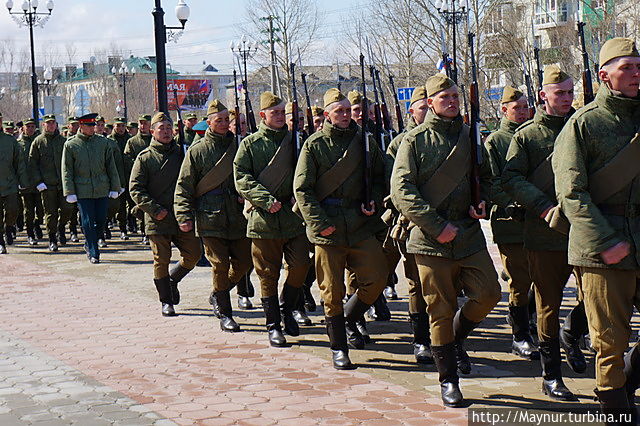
[
  {"xmin": 269, "ymin": 341, "xmax": 288, "ymax": 348},
  {"xmin": 334, "ymin": 364, "xmax": 357, "ymax": 370},
  {"xmin": 542, "ymin": 387, "xmax": 577, "ymax": 401},
  {"xmin": 443, "ymin": 399, "xmax": 467, "ymax": 408},
  {"xmin": 512, "ymin": 349, "xmax": 541, "ymax": 361}
]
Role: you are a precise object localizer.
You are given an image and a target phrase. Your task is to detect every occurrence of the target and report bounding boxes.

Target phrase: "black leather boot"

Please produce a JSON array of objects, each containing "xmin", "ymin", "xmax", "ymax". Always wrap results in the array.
[
  {"xmin": 5, "ymin": 227, "xmax": 14, "ymax": 245},
  {"xmin": 625, "ymin": 341, "xmax": 640, "ymax": 424},
  {"xmin": 236, "ymin": 273, "xmax": 254, "ymax": 309},
  {"xmin": 34, "ymin": 221, "xmax": 43, "ymax": 239},
  {"xmin": 560, "ymin": 301, "xmax": 588, "ymax": 374},
  {"xmin": 325, "ymin": 315, "xmax": 356, "ymax": 370},
  {"xmin": 169, "ymin": 264, "xmax": 191, "ymax": 305},
  {"xmin": 539, "ymin": 339, "xmax": 577, "ymax": 401},
  {"xmin": 154, "ymin": 277, "xmax": 176, "ymax": 317},
  {"xmin": 262, "ymin": 296, "xmax": 287, "ymax": 347},
  {"xmin": 303, "ymin": 268, "xmax": 317, "ymax": 312},
  {"xmin": 355, "ymin": 315, "xmax": 371, "ymax": 344},
  {"xmin": 70, "ymin": 226, "xmax": 79, "ymax": 243},
  {"xmin": 344, "ymin": 294, "xmax": 371, "ymax": 349},
  {"xmin": 595, "ymin": 388, "xmax": 632, "ymax": 426},
  {"xmin": 528, "ymin": 287, "xmax": 538, "ymax": 336},
  {"xmin": 432, "ymin": 343, "xmax": 465, "ymax": 407},
  {"xmin": 293, "ymin": 291, "xmax": 312, "ymax": 326},
  {"xmin": 280, "ymin": 284, "xmax": 301, "ymax": 336},
  {"xmin": 509, "ymin": 305, "xmax": 540, "ymax": 360},
  {"xmin": 57, "ymin": 224, "xmax": 67, "ymax": 246},
  {"xmin": 367, "ymin": 293, "xmax": 391, "ymax": 321},
  {"xmin": 410, "ymin": 313, "xmax": 433, "ymax": 364},
  {"xmin": 215, "ymin": 290, "xmax": 240, "ymax": 332},
  {"xmin": 27, "ymin": 227, "xmax": 37, "ymax": 246},
  {"xmin": 453, "ymin": 310, "xmax": 479, "ymax": 375},
  {"xmin": 383, "ymin": 272, "xmax": 399, "ymax": 300}
]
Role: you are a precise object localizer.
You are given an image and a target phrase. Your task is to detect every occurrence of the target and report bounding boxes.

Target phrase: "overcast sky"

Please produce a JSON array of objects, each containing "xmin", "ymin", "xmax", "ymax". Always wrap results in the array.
[{"xmin": 0, "ymin": 0, "xmax": 364, "ymax": 74}]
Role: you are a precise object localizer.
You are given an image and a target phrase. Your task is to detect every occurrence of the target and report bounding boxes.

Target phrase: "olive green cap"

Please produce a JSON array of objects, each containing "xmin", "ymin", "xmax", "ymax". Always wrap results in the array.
[
  {"xmin": 311, "ymin": 106, "xmax": 324, "ymax": 116},
  {"xmin": 95, "ymin": 115, "xmax": 105, "ymax": 123},
  {"xmin": 138, "ymin": 114, "xmax": 152, "ymax": 122},
  {"xmin": 323, "ymin": 88, "xmax": 346, "ymax": 109},
  {"xmin": 207, "ymin": 99, "xmax": 228, "ymax": 115},
  {"xmin": 150, "ymin": 112, "xmax": 172, "ymax": 126},
  {"xmin": 285, "ymin": 102, "xmax": 303, "ymax": 115},
  {"xmin": 599, "ymin": 37, "xmax": 640, "ymax": 68},
  {"xmin": 2, "ymin": 121, "xmax": 14, "ymax": 129},
  {"xmin": 43, "ymin": 114, "xmax": 56, "ymax": 122},
  {"xmin": 409, "ymin": 86, "xmax": 428, "ymax": 105},
  {"xmin": 542, "ymin": 64, "xmax": 571, "ymax": 86},
  {"xmin": 127, "ymin": 122, "xmax": 138, "ymax": 128},
  {"xmin": 67, "ymin": 116, "xmax": 78, "ymax": 124},
  {"xmin": 260, "ymin": 91, "xmax": 283, "ymax": 110},
  {"xmin": 183, "ymin": 112, "xmax": 197, "ymax": 120},
  {"xmin": 425, "ymin": 73, "xmax": 456, "ymax": 97},
  {"xmin": 501, "ymin": 86, "xmax": 525, "ymax": 104},
  {"xmin": 23, "ymin": 118, "xmax": 36, "ymax": 125},
  {"xmin": 347, "ymin": 90, "xmax": 362, "ymax": 105},
  {"xmin": 113, "ymin": 117, "xmax": 126, "ymax": 124}
]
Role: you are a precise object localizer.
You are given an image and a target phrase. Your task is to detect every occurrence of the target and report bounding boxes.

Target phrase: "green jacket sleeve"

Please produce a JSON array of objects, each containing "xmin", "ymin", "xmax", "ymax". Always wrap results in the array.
[
  {"xmin": 552, "ymin": 120, "xmax": 620, "ymax": 254},
  {"xmin": 501, "ymin": 135, "xmax": 554, "ymax": 217},
  {"xmin": 390, "ymin": 138, "xmax": 447, "ymax": 238},
  {"xmin": 173, "ymin": 150, "xmax": 197, "ymax": 225},
  {"xmin": 484, "ymin": 138, "xmax": 512, "ymax": 208},
  {"xmin": 293, "ymin": 140, "xmax": 333, "ymax": 234},
  {"xmin": 233, "ymin": 138, "xmax": 276, "ymax": 211},
  {"xmin": 28, "ymin": 140, "xmax": 43, "ymax": 186},
  {"xmin": 105, "ymin": 142, "xmax": 121, "ymax": 191},
  {"xmin": 61, "ymin": 145, "xmax": 75, "ymax": 196},
  {"xmin": 129, "ymin": 157, "xmax": 165, "ymax": 218}
]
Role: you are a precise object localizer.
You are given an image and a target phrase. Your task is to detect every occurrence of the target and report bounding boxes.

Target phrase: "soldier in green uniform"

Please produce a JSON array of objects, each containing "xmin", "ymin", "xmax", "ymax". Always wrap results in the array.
[
  {"xmin": 66, "ymin": 116, "xmax": 79, "ymax": 139},
  {"xmin": 3, "ymin": 121, "xmax": 16, "ymax": 137},
  {"xmin": 347, "ymin": 90, "xmax": 374, "ymax": 126},
  {"xmin": 182, "ymin": 112, "xmax": 198, "ymax": 147},
  {"xmin": 233, "ymin": 91, "xmax": 312, "ymax": 348},
  {"xmin": 391, "ymin": 74, "xmax": 501, "ymax": 407},
  {"xmin": 0, "ymin": 123, "xmax": 27, "ymax": 253},
  {"xmin": 18, "ymin": 118, "xmax": 44, "ymax": 245},
  {"xmin": 64, "ymin": 116, "xmax": 80, "ymax": 243},
  {"xmin": 175, "ymin": 100, "xmax": 252, "ymax": 331},
  {"xmin": 485, "ymin": 86, "xmax": 539, "ymax": 360},
  {"xmin": 125, "ymin": 114, "xmax": 153, "ymax": 244},
  {"xmin": 29, "ymin": 115, "xmax": 72, "ymax": 252},
  {"xmin": 502, "ymin": 65, "xmax": 585, "ymax": 401},
  {"xmin": 130, "ymin": 112, "xmax": 201, "ymax": 317},
  {"xmin": 311, "ymin": 106, "xmax": 324, "ymax": 133},
  {"xmin": 95, "ymin": 116, "xmax": 115, "ymax": 246},
  {"xmin": 294, "ymin": 88, "xmax": 388, "ymax": 370},
  {"xmin": 384, "ymin": 85, "xmax": 433, "ymax": 364},
  {"xmin": 108, "ymin": 117, "xmax": 131, "ymax": 240},
  {"xmin": 127, "ymin": 121, "xmax": 139, "ymax": 137},
  {"xmin": 553, "ymin": 38, "xmax": 640, "ymax": 419}
]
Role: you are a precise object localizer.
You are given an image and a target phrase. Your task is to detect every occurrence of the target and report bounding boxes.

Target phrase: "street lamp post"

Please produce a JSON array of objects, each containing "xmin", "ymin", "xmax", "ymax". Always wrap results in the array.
[
  {"xmin": 6, "ymin": 0, "xmax": 54, "ymax": 123},
  {"xmin": 435, "ymin": 0, "xmax": 467, "ymax": 84},
  {"xmin": 230, "ymin": 36, "xmax": 258, "ymax": 133},
  {"xmin": 112, "ymin": 62, "xmax": 136, "ymax": 122},
  {"xmin": 152, "ymin": 0, "xmax": 190, "ymax": 114},
  {"xmin": 38, "ymin": 67, "xmax": 57, "ymax": 115}
]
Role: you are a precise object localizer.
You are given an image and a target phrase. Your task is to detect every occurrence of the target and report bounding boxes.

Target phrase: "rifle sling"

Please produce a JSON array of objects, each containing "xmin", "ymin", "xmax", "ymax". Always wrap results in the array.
[
  {"xmin": 590, "ymin": 132, "xmax": 640, "ymax": 204},
  {"xmin": 418, "ymin": 125, "xmax": 471, "ymax": 208},
  {"xmin": 194, "ymin": 140, "xmax": 236, "ymax": 198},
  {"xmin": 313, "ymin": 130, "xmax": 363, "ymax": 201},
  {"xmin": 257, "ymin": 131, "xmax": 294, "ymax": 194}
]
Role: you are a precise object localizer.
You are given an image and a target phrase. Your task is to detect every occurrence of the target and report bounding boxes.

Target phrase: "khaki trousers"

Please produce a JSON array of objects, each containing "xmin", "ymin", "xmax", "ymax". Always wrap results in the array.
[
  {"xmin": 148, "ymin": 232, "xmax": 202, "ymax": 279},
  {"xmin": 498, "ymin": 243, "xmax": 533, "ymax": 307},
  {"xmin": 41, "ymin": 187, "xmax": 73, "ymax": 237},
  {"xmin": 202, "ymin": 236, "xmax": 252, "ymax": 292},
  {"xmin": 578, "ymin": 266, "xmax": 640, "ymax": 390},
  {"xmin": 0, "ymin": 193, "xmax": 18, "ymax": 233},
  {"xmin": 416, "ymin": 249, "xmax": 501, "ymax": 346},
  {"xmin": 527, "ymin": 250, "xmax": 573, "ymax": 342},
  {"xmin": 316, "ymin": 236, "xmax": 389, "ymax": 317},
  {"xmin": 251, "ymin": 233, "xmax": 311, "ymax": 298}
]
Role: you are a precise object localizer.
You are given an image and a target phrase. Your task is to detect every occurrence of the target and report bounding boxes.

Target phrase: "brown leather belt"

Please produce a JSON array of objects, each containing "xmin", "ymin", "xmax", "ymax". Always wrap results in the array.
[{"xmin": 598, "ymin": 204, "xmax": 640, "ymax": 217}]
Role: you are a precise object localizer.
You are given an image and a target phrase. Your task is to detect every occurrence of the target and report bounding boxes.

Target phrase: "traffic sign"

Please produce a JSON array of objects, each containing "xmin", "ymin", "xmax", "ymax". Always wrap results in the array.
[{"xmin": 397, "ymin": 87, "xmax": 415, "ymax": 114}]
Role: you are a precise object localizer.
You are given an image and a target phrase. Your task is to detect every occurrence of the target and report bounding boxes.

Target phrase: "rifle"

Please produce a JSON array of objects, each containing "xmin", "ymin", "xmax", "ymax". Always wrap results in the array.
[
  {"xmin": 387, "ymin": 72, "xmax": 404, "ymax": 133},
  {"xmin": 366, "ymin": 39, "xmax": 387, "ymax": 152},
  {"xmin": 533, "ymin": 37, "xmax": 543, "ymax": 104},
  {"xmin": 289, "ymin": 62, "xmax": 302, "ymax": 161},
  {"xmin": 468, "ymin": 32, "xmax": 483, "ymax": 214},
  {"xmin": 374, "ymin": 69, "xmax": 393, "ymax": 135},
  {"xmin": 236, "ymin": 55, "xmax": 258, "ymax": 133},
  {"xmin": 577, "ymin": 20, "xmax": 595, "ymax": 104},
  {"xmin": 173, "ymin": 87, "xmax": 186, "ymax": 154},
  {"xmin": 440, "ymin": 26, "xmax": 452, "ymax": 80},
  {"xmin": 336, "ymin": 59, "xmax": 341, "ymax": 92},
  {"xmin": 520, "ymin": 53, "xmax": 536, "ymax": 117},
  {"xmin": 359, "ymin": 52, "xmax": 372, "ymax": 206},
  {"xmin": 232, "ymin": 70, "xmax": 242, "ymax": 146},
  {"xmin": 298, "ymin": 50, "xmax": 314, "ymax": 135}
]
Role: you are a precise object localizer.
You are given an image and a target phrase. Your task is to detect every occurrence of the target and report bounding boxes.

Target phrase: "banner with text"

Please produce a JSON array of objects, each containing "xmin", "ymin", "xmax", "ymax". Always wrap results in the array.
[{"xmin": 155, "ymin": 79, "xmax": 213, "ymax": 111}]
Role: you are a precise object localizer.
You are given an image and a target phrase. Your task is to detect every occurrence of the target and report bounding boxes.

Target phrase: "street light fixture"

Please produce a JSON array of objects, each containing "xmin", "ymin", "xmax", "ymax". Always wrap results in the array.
[
  {"xmin": 436, "ymin": 0, "xmax": 467, "ymax": 84},
  {"xmin": 153, "ymin": 0, "xmax": 190, "ymax": 114},
  {"xmin": 6, "ymin": 0, "xmax": 54, "ymax": 123},
  {"xmin": 230, "ymin": 36, "xmax": 258, "ymax": 133},
  {"xmin": 112, "ymin": 62, "xmax": 136, "ymax": 122}
]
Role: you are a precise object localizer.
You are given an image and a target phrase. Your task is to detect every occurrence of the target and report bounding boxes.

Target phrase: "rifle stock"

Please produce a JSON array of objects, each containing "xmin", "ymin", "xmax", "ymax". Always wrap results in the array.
[{"xmin": 577, "ymin": 21, "xmax": 595, "ymax": 105}]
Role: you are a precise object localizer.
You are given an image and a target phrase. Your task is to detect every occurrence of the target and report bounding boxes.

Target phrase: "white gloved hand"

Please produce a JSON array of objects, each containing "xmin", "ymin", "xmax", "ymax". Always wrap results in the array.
[
  {"xmin": 108, "ymin": 191, "xmax": 119, "ymax": 199},
  {"xmin": 36, "ymin": 183, "xmax": 47, "ymax": 192},
  {"xmin": 18, "ymin": 185, "xmax": 25, "ymax": 190},
  {"xmin": 66, "ymin": 194, "xmax": 78, "ymax": 203},
  {"xmin": 118, "ymin": 187, "xmax": 125, "ymax": 195}
]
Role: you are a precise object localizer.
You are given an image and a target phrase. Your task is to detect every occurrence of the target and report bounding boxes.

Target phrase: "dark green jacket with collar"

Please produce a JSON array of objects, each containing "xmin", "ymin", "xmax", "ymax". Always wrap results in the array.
[{"xmin": 0, "ymin": 132, "xmax": 27, "ymax": 196}]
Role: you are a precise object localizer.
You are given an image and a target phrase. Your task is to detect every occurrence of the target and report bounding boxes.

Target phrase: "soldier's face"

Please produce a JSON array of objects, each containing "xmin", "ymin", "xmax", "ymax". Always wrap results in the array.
[
  {"xmin": 114, "ymin": 123, "xmax": 126, "ymax": 135},
  {"xmin": 151, "ymin": 121, "xmax": 173, "ymax": 144},
  {"xmin": 409, "ymin": 99, "xmax": 430, "ymax": 125},
  {"xmin": 184, "ymin": 117, "xmax": 198, "ymax": 129},
  {"xmin": 69, "ymin": 123, "xmax": 79, "ymax": 134},
  {"xmin": 96, "ymin": 122, "xmax": 105, "ymax": 134},
  {"xmin": 79, "ymin": 124, "xmax": 96, "ymax": 136},
  {"xmin": 503, "ymin": 96, "xmax": 530, "ymax": 124},
  {"xmin": 428, "ymin": 87, "xmax": 460, "ymax": 119},
  {"xmin": 599, "ymin": 57, "xmax": 640, "ymax": 98},
  {"xmin": 351, "ymin": 104, "xmax": 362, "ymax": 125},
  {"xmin": 313, "ymin": 115, "xmax": 324, "ymax": 131},
  {"xmin": 139, "ymin": 120, "xmax": 151, "ymax": 134},
  {"xmin": 231, "ymin": 114, "xmax": 247, "ymax": 136},
  {"xmin": 260, "ymin": 104, "xmax": 286, "ymax": 129},
  {"xmin": 128, "ymin": 127, "xmax": 138, "ymax": 136},
  {"xmin": 326, "ymin": 100, "xmax": 351, "ymax": 129},
  {"xmin": 541, "ymin": 79, "xmax": 574, "ymax": 116},
  {"xmin": 207, "ymin": 110, "xmax": 230, "ymax": 135},
  {"xmin": 24, "ymin": 123, "xmax": 36, "ymax": 136},
  {"xmin": 43, "ymin": 121, "xmax": 57, "ymax": 133}
]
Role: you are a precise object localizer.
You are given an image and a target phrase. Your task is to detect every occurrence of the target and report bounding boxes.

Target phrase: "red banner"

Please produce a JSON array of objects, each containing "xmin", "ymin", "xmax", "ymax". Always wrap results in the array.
[{"xmin": 155, "ymin": 79, "xmax": 213, "ymax": 111}]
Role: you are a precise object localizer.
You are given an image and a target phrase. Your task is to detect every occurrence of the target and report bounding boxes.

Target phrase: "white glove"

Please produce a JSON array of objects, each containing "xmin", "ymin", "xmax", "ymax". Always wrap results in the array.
[
  {"xmin": 66, "ymin": 194, "xmax": 78, "ymax": 203},
  {"xmin": 18, "ymin": 185, "xmax": 25, "ymax": 190},
  {"xmin": 108, "ymin": 191, "xmax": 119, "ymax": 199},
  {"xmin": 118, "ymin": 187, "xmax": 125, "ymax": 195},
  {"xmin": 36, "ymin": 183, "xmax": 47, "ymax": 192}
]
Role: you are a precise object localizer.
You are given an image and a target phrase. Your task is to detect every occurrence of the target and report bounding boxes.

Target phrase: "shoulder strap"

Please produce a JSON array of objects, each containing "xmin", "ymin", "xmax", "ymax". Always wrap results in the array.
[
  {"xmin": 314, "ymin": 131, "xmax": 362, "ymax": 201},
  {"xmin": 590, "ymin": 132, "xmax": 640, "ymax": 204},
  {"xmin": 194, "ymin": 141, "xmax": 236, "ymax": 197},
  {"xmin": 418, "ymin": 125, "xmax": 470, "ymax": 208},
  {"xmin": 257, "ymin": 131, "xmax": 294, "ymax": 194}
]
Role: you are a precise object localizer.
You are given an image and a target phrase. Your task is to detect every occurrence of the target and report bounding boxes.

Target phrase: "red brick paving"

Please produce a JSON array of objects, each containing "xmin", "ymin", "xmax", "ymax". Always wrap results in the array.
[{"xmin": 1, "ymin": 255, "xmax": 465, "ymax": 425}]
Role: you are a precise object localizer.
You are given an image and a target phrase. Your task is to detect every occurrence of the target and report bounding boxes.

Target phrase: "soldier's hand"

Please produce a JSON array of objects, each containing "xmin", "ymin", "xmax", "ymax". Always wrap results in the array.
[
  {"xmin": 268, "ymin": 200, "xmax": 282, "ymax": 213},
  {"xmin": 601, "ymin": 241, "xmax": 631, "ymax": 265},
  {"xmin": 179, "ymin": 221, "xmax": 193, "ymax": 233},
  {"xmin": 320, "ymin": 226, "xmax": 336, "ymax": 237},
  {"xmin": 436, "ymin": 223, "xmax": 458, "ymax": 244},
  {"xmin": 65, "ymin": 194, "xmax": 77, "ymax": 204},
  {"xmin": 540, "ymin": 204, "xmax": 555, "ymax": 219},
  {"xmin": 361, "ymin": 201, "xmax": 376, "ymax": 216},
  {"xmin": 469, "ymin": 201, "xmax": 487, "ymax": 219},
  {"xmin": 155, "ymin": 209, "xmax": 168, "ymax": 221},
  {"xmin": 36, "ymin": 183, "xmax": 47, "ymax": 192}
]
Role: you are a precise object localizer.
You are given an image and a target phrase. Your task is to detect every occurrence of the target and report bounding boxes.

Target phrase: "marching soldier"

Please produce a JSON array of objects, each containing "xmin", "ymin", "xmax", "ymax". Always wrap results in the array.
[
  {"xmin": 502, "ymin": 65, "xmax": 585, "ymax": 402},
  {"xmin": 66, "ymin": 116, "xmax": 79, "ymax": 139},
  {"xmin": 18, "ymin": 118, "xmax": 44, "ymax": 245},
  {"xmin": 294, "ymin": 88, "xmax": 388, "ymax": 370},
  {"xmin": 311, "ymin": 106, "xmax": 325, "ymax": 133},
  {"xmin": 553, "ymin": 38, "xmax": 640, "ymax": 420},
  {"xmin": 108, "ymin": 117, "xmax": 132, "ymax": 240},
  {"xmin": 391, "ymin": 74, "xmax": 501, "ymax": 407},
  {"xmin": 347, "ymin": 91, "xmax": 374, "ymax": 126},
  {"xmin": 127, "ymin": 121, "xmax": 139, "ymax": 137},
  {"xmin": 3, "ymin": 121, "xmax": 17, "ymax": 137},
  {"xmin": 0, "ymin": 122, "xmax": 27, "ymax": 253},
  {"xmin": 29, "ymin": 115, "xmax": 72, "ymax": 252},
  {"xmin": 484, "ymin": 86, "xmax": 539, "ymax": 360},
  {"xmin": 62, "ymin": 113, "xmax": 121, "ymax": 264},
  {"xmin": 125, "ymin": 114, "xmax": 153, "ymax": 244},
  {"xmin": 130, "ymin": 112, "xmax": 201, "ymax": 317},
  {"xmin": 233, "ymin": 91, "xmax": 312, "ymax": 348},
  {"xmin": 175, "ymin": 100, "xmax": 252, "ymax": 331},
  {"xmin": 182, "ymin": 112, "xmax": 198, "ymax": 147},
  {"xmin": 64, "ymin": 115, "xmax": 81, "ymax": 243}
]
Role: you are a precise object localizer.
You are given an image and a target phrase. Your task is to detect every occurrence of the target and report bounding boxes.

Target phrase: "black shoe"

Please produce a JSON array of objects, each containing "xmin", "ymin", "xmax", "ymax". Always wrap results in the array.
[
  {"xmin": 220, "ymin": 316, "xmax": 240, "ymax": 332},
  {"xmin": 453, "ymin": 310, "xmax": 479, "ymax": 375},
  {"xmin": 539, "ymin": 339, "xmax": 577, "ymax": 401},
  {"xmin": 70, "ymin": 233, "xmax": 79, "ymax": 243},
  {"xmin": 58, "ymin": 231, "xmax": 67, "ymax": 246},
  {"xmin": 120, "ymin": 232, "xmax": 129, "ymax": 241},
  {"xmin": 262, "ymin": 296, "xmax": 287, "ymax": 347},
  {"xmin": 141, "ymin": 236, "xmax": 149, "ymax": 245},
  {"xmin": 5, "ymin": 229, "xmax": 13, "ymax": 246},
  {"xmin": 541, "ymin": 378, "xmax": 577, "ymax": 401},
  {"xmin": 34, "ymin": 225, "xmax": 43, "ymax": 240},
  {"xmin": 355, "ymin": 317, "xmax": 371, "ymax": 344},
  {"xmin": 432, "ymin": 343, "xmax": 465, "ymax": 408},
  {"xmin": 89, "ymin": 257, "xmax": 100, "ymax": 264},
  {"xmin": 513, "ymin": 338, "xmax": 540, "ymax": 360},
  {"xmin": 48, "ymin": 241, "xmax": 58, "ymax": 252},
  {"xmin": 105, "ymin": 227, "xmax": 111, "ymax": 240},
  {"xmin": 28, "ymin": 236, "xmax": 37, "ymax": 246},
  {"xmin": 280, "ymin": 284, "xmax": 301, "ymax": 337},
  {"xmin": 169, "ymin": 264, "xmax": 191, "ymax": 306},
  {"xmin": 509, "ymin": 306, "xmax": 540, "ymax": 360},
  {"xmin": 344, "ymin": 295, "xmax": 371, "ymax": 349},
  {"xmin": 0, "ymin": 241, "xmax": 6, "ymax": 254},
  {"xmin": 162, "ymin": 303, "xmax": 177, "ymax": 317},
  {"xmin": 238, "ymin": 296, "xmax": 253, "ymax": 310},
  {"xmin": 367, "ymin": 293, "xmax": 391, "ymax": 321},
  {"xmin": 268, "ymin": 327, "xmax": 287, "ymax": 347},
  {"xmin": 293, "ymin": 310, "xmax": 312, "ymax": 326},
  {"xmin": 383, "ymin": 286, "xmax": 398, "ymax": 300},
  {"xmin": 410, "ymin": 313, "xmax": 434, "ymax": 364},
  {"xmin": 215, "ymin": 290, "xmax": 240, "ymax": 332},
  {"xmin": 326, "ymin": 315, "xmax": 356, "ymax": 370},
  {"xmin": 98, "ymin": 239, "xmax": 108, "ymax": 248}
]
